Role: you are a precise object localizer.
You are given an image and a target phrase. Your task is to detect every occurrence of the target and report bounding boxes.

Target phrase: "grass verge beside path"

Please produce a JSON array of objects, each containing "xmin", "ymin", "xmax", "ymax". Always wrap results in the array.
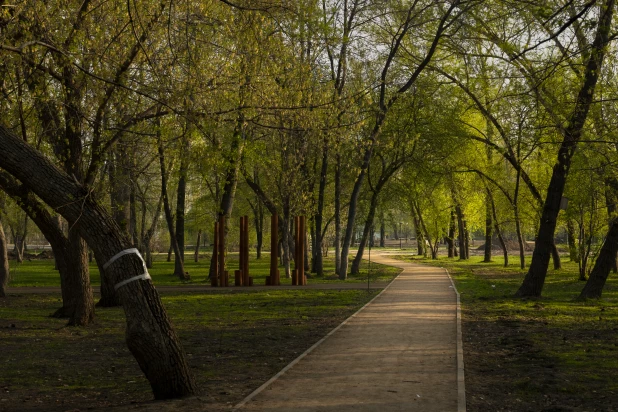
[
  {"xmin": 0, "ymin": 288, "xmax": 380, "ymax": 411},
  {"xmin": 6, "ymin": 253, "xmax": 399, "ymax": 287},
  {"xmin": 392, "ymin": 254, "xmax": 618, "ymax": 412}
]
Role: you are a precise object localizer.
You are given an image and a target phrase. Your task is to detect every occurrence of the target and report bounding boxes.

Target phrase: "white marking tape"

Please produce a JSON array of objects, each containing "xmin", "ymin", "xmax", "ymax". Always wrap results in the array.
[{"xmin": 103, "ymin": 248, "xmax": 152, "ymax": 290}]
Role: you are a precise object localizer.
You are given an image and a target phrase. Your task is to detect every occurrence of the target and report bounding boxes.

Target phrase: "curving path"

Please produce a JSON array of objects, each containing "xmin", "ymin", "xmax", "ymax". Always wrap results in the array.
[{"xmin": 234, "ymin": 251, "xmax": 465, "ymax": 412}]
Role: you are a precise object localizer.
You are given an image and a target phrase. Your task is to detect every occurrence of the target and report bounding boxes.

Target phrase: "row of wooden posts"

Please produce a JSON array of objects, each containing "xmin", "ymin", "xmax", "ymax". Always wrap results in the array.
[{"xmin": 210, "ymin": 214, "xmax": 306, "ymax": 287}]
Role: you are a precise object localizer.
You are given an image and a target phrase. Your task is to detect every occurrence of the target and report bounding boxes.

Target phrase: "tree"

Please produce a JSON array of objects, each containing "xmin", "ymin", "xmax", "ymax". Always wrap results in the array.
[{"xmin": 0, "ymin": 124, "xmax": 197, "ymax": 399}]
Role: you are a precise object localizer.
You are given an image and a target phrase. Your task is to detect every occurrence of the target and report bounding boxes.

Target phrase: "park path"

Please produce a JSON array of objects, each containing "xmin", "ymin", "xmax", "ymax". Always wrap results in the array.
[{"xmin": 234, "ymin": 251, "xmax": 464, "ymax": 412}]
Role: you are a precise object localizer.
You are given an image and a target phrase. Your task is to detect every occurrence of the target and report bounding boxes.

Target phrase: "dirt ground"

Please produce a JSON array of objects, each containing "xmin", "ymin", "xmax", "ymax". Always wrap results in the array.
[{"xmin": 463, "ymin": 310, "xmax": 618, "ymax": 412}]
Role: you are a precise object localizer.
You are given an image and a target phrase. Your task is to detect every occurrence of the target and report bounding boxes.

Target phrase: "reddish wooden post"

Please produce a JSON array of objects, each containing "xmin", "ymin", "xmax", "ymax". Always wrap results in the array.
[
  {"xmin": 243, "ymin": 215, "xmax": 249, "ymax": 286},
  {"xmin": 235, "ymin": 269, "xmax": 242, "ymax": 286},
  {"xmin": 270, "ymin": 214, "xmax": 279, "ymax": 286},
  {"xmin": 218, "ymin": 215, "xmax": 225, "ymax": 287}
]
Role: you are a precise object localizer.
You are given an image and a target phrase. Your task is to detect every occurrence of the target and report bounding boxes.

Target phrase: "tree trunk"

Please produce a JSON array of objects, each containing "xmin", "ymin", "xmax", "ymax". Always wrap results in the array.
[
  {"xmin": 578, "ymin": 217, "xmax": 618, "ymax": 299},
  {"xmin": 0, "ymin": 123, "xmax": 197, "ymax": 399},
  {"xmin": 567, "ymin": 218, "xmax": 579, "ymax": 262},
  {"xmin": 313, "ymin": 138, "xmax": 328, "ymax": 276},
  {"xmin": 0, "ymin": 218, "xmax": 9, "ymax": 297},
  {"xmin": 0, "ymin": 171, "xmax": 101, "ymax": 316},
  {"xmin": 483, "ymin": 188, "xmax": 493, "ymax": 262},
  {"xmin": 253, "ymin": 197, "xmax": 264, "ymax": 259},
  {"xmin": 194, "ymin": 229, "xmax": 201, "ymax": 262},
  {"xmin": 56, "ymin": 230, "xmax": 95, "ymax": 326},
  {"xmin": 447, "ymin": 209, "xmax": 456, "ymax": 258},
  {"xmin": 379, "ymin": 215, "xmax": 385, "ymax": 248},
  {"xmin": 174, "ymin": 147, "xmax": 188, "ymax": 276},
  {"xmin": 414, "ymin": 215, "xmax": 424, "ymax": 256},
  {"xmin": 351, "ymin": 190, "xmax": 380, "ymax": 275},
  {"xmin": 334, "ymin": 153, "xmax": 342, "ymax": 276},
  {"xmin": 516, "ymin": 0, "xmax": 614, "ymax": 297},
  {"xmin": 157, "ymin": 135, "xmax": 188, "ymax": 280},
  {"xmin": 491, "ymin": 196, "xmax": 509, "ymax": 267},
  {"xmin": 456, "ymin": 205, "xmax": 467, "ymax": 260}
]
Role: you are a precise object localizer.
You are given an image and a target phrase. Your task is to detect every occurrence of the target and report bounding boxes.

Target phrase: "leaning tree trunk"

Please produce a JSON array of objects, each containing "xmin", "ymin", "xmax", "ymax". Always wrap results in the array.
[
  {"xmin": 351, "ymin": 189, "xmax": 380, "ymax": 275},
  {"xmin": 516, "ymin": 0, "xmax": 614, "ymax": 297},
  {"xmin": 578, "ymin": 217, "xmax": 618, "ymax": 299},
  {"xmin": 0, "ymin": 123, "xmax": 197, "ymax": 399},
  {"xmin": 483, "ymin": 188, "xmax": 493, "ymax": 262},
  {"xmin": 0, "ymin": 218, "xmax": 9, "ymax": 297},
  {"xmin": 0, "ymin": 171, "xmax": 99, "ymax": 317}
]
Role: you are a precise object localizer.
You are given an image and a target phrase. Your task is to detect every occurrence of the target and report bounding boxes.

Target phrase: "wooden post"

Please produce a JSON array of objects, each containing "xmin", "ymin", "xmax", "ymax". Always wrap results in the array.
[
  {"xmin": 235, "ymin": 270, "xmax": 242, "ymax": 286},
  {"xmin": 218, "ymin": 215, "xmax": 225, "ymax": 287},
  {"xmin": 270, "ymin": 214, "xmax": 279, "ymax": 286}
]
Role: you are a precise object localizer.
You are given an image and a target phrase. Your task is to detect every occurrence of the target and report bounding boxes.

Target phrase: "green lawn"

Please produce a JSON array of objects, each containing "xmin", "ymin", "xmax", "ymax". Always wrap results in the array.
[
  {"xmin": 6, "ymin": 251, "xmax": 400, "ymax": 287},
  {"xmin": 0, "ymin": 288, "xmax": 379, "ymax": 410},
  {"xmin": 392, "ymin": 253, "xmax": 618, "ymax": 411}
]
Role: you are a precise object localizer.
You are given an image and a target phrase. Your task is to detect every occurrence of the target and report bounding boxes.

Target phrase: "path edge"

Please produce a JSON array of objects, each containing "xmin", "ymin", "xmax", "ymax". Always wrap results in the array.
[
  {"xmin": 232, "ymin": 271, "xmax": 401, "ymax": 411},
  {"xmin": 443, "ymin": 267, "xmax": 467, "ymax": 412}
]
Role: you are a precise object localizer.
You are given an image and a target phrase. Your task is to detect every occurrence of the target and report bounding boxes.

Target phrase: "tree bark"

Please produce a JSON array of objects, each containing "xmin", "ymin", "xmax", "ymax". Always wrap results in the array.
[
  {"xmin": 567, "ymin": 218, "xmax": 579, "ymax": 262},
  {"xmin": 0, "ymin": 123, "xmax": 197, "ymax": 399},
  {"xmin": 516, "ymin": 0, "xmax": 614, "ymax": 297},
  {"xmin": 483, "ymin": 188, "xmax": 493, "ymax": 262},
  {"xmin": 174, "ymin": 143, "xmax": 189, "ymax": 276},
  {"xmin": 313, "ymin": 138, "xmax": 328, "ymax": 277},
  {"xmin": 194, "ymin": 229, "xmax": 201, "ymax": 262},
  {"xmin": 157, "ymin": 134, "xmax": 189, "ymax": 280},
  {"xmin": 456, "ymin": 205, "xmax": 467, "ymax": 260},
  {"xmin": 379, "ymin": 213, "xmax": 385, "ymax": 248},
  {"xmin": 0, "ymin": 218, "xmax": 9, "ymax": 297},
  {"xmin": 0, "ymin": 171, "xmax": 99, "ymax": 318},
  {"xmin": 447, "ymin": 209, "xmax": 456, "ymax": 258},
  {"xmin": 334, "ymin": 153, "xmax": 342, "ymax": 276},
  {"xmin": 490, "ymin": 196, "xmax": 509, "ymax": 267},
  {"xmin": 578, "ymin": 217, "xmax": 618, "ymax": 299}
]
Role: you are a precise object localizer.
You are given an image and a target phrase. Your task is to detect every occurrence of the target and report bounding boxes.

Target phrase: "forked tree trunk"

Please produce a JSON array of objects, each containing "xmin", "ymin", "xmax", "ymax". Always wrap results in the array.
[
  {"xmin": 0, "ymin": 124, "xmax": 197, "ymax": 399},
  {"xmin": 516, "ymin": 0, "xmax": 614, "ymax": 297},
  {"xmin": 0, "ymin": 218, "xmax": 9, "ymax": 297}
]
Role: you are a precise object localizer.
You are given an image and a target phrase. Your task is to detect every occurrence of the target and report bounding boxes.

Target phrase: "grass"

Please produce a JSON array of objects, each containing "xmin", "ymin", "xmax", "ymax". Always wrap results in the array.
[
  {"xmin": 392, "ymin": 253, "xmax": 618, "ymax": 411},
  {"xmin": 6, "ymin": 251, "xmax": 400, "ymax": 287},
  {"xmin": 0, "ymin": 288, "xmax": 381, "ymax": 411}
]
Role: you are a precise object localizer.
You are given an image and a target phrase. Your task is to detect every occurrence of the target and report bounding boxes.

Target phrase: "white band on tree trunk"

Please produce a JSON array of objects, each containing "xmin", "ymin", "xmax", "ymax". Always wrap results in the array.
[
  {"xmin": 114, "ymin": 273, "xmax": 152, "ymax": 290},
  {"xmin": 103, "ymin": 248, "xmax": 152, "ymax": 290}
]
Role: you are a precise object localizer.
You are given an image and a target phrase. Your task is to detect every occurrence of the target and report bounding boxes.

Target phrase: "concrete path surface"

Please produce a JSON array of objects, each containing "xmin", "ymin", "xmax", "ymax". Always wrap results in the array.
[{"xmin": 234, "ymin": 251, "xmax": 464, "ymax": 412}]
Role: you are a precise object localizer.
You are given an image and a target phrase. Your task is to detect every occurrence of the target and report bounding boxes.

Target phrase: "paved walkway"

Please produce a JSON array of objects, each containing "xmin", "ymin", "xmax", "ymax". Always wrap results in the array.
[{"xmin": 235, "ymin": 251, "xmax": 464, "ymax": 412}]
